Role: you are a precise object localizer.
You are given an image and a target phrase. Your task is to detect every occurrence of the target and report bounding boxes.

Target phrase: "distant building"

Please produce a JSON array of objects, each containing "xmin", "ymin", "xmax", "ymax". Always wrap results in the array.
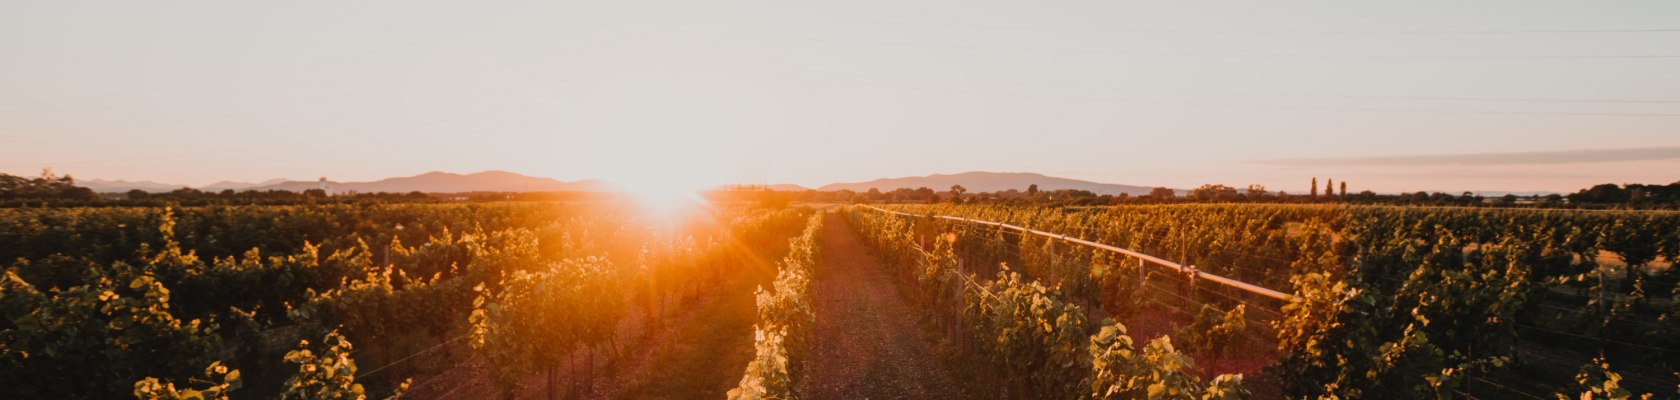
[{"xmin": 318, "ymin": 177, "xmax": 331, "ymax": 196}]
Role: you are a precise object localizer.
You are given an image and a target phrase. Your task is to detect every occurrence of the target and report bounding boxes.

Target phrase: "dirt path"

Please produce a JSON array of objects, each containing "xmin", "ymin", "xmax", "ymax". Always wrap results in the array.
[
  {"xmin": 404, "ymin": 243, "xmax": 781, "ymax": 400},
  {"xmin": 802, "ymin": 213, "xmax": 963, "ymax": 400}
]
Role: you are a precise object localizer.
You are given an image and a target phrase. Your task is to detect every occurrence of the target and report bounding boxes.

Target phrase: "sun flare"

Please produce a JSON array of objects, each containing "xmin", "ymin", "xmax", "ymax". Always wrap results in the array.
[{"xmin": 616, "ymin": 175, "xmax": 712, "ymax": 223}]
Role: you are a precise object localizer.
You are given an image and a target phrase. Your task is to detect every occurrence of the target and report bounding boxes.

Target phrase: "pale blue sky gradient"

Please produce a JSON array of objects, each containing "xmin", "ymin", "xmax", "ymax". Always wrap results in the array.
[{"xmin": 3, "ymin": 1, "xmax": 1679, "ymax": 193}]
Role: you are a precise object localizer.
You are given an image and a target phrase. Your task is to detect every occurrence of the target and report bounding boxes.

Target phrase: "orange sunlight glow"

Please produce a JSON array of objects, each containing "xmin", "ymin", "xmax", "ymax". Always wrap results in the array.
[
  {"xmin": 599, "ymin": 146, "xmax": 726, "ymax": 224},
  {"xmin": 618, "ymin": 176, "xmax": 712, "ymax": 225}
]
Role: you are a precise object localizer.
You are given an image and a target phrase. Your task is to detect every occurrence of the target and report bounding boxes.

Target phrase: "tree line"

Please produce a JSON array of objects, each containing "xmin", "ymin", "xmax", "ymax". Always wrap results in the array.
[
  {"xmin": 831, "ymin": 178, "xmax": 1680, "ymax": 210},
  {"xmin": 9, "ymin": 170, "xmax": 1679, "ymax": 209}
]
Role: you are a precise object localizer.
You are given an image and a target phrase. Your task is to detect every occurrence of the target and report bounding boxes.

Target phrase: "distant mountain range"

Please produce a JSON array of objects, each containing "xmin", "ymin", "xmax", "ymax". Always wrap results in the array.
[
  {"xmin": 819, "ymin": 171, "xmax": 1160, "ymax": 196},
  {"xmin": 201, "ymin": 178, "xmax": 292, "ymax": 192},
  {"xmin": 81, "ymin": 179, "xmax": 195, "ymax": 193},
  {"xmin": 83, "ymin": 171, "xmax": 609, "ymax": 194},
  {"xmin": 73, "ymin": 170, "xmax": 1564, "ymax": 196},
  {"xmin": 250, "ymin": 171, "xmax": 611, "ymax": 193},
  {"xmin": 80, "ymin": 170, "xmax": 1187, "ymax": 195},
  {"xmin": 708, "ymin": 183, "xmax": 813, "ymax": 192},
  {"xmin": 83, "ymin": 178, "xmax": 297, "ymax": 193}
]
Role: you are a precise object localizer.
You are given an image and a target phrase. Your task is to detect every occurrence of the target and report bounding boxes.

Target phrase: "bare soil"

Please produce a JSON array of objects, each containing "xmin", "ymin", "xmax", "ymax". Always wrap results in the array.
[{"xmin": 801, "ymin": 213, "xmax": 964, "ymax": 400}]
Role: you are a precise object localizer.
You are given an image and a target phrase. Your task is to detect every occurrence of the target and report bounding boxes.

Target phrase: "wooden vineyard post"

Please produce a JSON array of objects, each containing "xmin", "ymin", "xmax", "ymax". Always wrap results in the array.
[
  {"xmin": 1138, "ymin": 257, "xmax": 1146, "ymax": 295},
  {"xmin": 1185, "ymin": 265, "xmax": 1199, "ymax": 310}
]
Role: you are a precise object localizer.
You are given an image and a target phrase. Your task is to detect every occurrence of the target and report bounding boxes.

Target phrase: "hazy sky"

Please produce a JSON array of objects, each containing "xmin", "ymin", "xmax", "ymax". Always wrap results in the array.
[{"xmin": 4, "ymin": 1, "xmax": 1679, "ymax": 193}]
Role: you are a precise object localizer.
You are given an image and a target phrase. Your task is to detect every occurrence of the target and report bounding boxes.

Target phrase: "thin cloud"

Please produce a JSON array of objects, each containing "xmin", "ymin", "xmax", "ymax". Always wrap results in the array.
[{"xmin": 1254, "ymin": 147, "xmax": 1680, "ymax": 167}]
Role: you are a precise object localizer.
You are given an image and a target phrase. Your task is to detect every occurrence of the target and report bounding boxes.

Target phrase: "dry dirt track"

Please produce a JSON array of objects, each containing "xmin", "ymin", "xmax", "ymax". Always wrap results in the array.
[{"xmin": 802, "ymin": 213, "xmax": 963, "ymax": 399}]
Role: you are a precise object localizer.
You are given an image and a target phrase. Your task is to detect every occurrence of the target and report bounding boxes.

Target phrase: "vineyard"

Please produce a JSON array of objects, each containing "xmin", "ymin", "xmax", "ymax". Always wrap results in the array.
[
  {"xmin": 841, "ymin": 203, "xmax": 1680, "ymax": 399},
  {"xmin": 0, "ymin": 199, "xmax": 817, "ymax": 399},
  {"xmin": 3, "ymin": 198, "xmax": 1677, "ymax": 399}
]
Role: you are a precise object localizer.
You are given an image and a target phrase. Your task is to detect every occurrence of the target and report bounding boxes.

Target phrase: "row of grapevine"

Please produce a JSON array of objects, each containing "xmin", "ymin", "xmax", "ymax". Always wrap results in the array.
[
  {"xmin": 729, "ymin": 212, "xmax": 825, "ymax": 399},
  {"xmin": 861, "ymin": 204, "xmax": 1680, "ymax": 398},
  {"xmin": 1, "ymin": 267, "xmax": 407, "ymax": 399},
  {"xmin": 843, "ymin": 207, "xmax": 1250, "ymax": 399},
  {"xmin": 1, "ymin": 200, "xmax": 813, "ymax": 398},
  {"xmin": 0, "ymin": 202, "xmax": 596, "ymax": 272},
  {"xmin": 133, "ymin": 329, "xmax": 410, "ymax": 400},
  {"xmin": 468, "ymin": 257, "xmax": 624, "ymax": 397}
]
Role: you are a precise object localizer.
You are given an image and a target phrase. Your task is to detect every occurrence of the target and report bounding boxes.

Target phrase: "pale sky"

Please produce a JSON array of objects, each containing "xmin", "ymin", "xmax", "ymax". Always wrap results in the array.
[{"xmin": 3, "ymin": 1, "xmax": 1679, "ymax": 193}]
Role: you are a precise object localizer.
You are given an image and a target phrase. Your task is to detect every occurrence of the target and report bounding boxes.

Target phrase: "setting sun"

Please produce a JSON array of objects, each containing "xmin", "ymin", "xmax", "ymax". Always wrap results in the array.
[
  {"xmin": 621, "ymin": 183, "xmax": 706, "ymax": 223},
  {"xmin": 610, "ymin": 166, "xmax": 718, "ymax": 224}
]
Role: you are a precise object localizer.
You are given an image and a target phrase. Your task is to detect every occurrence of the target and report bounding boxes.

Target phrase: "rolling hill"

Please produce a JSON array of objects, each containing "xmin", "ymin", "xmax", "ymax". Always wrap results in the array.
[
  {"xmin": 81, "ymin": 179, "xmax": 192, "ymax": 193},
  {"xmin": 80, "ymin": 170, "xmax": 1167, "ymax": 195},
  {"xmin": 708, "ymin": 183, "xmax": 813, "ymax": 192},
  {"xmin": 247, "ymin": 171, "xmax": 610, "ymax": 193},
  {"xmin": 817, "ymin": 171, "xmax": 1161, "ymax": 196},
  {"xmin": 200, "ymin": 178, "xmax": 292, "ymax": 192}
]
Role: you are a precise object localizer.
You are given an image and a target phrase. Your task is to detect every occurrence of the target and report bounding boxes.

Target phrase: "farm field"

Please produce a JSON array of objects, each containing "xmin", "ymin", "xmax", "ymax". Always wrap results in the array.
[{"xmin": 4, "ymin": 199, "xmax": 1676, "ymax": 399}]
